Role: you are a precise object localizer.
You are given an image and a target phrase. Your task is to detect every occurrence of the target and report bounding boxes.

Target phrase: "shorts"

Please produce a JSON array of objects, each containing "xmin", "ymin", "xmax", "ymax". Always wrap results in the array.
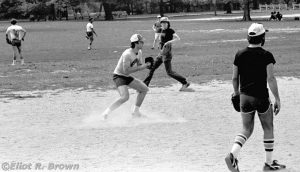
[
  {"xmin": 113, "ymin": 74, "xmax": 134, "ymax": 87},
  {"xmin": 154, "ymin": 33, "xmax": 161, "ymax": 40},
  {"xmin": 240, "ymin": 94, "xmax": 271, "ymax": 114},
  {"xmin": 86, "ymin": 32, "xmax": 93, "ymax": 39},
  {"xmin": 11, "ymin": 39, "xmax": 21, "ymax": 47}
]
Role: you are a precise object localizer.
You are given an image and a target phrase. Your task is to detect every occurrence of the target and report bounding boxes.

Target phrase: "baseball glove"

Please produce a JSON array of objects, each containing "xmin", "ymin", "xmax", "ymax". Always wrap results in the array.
[
  {"xmin": 6, "ymin": 37, "xmax": 12, "ymax": 45},
  {"xmin": 231, "ymin": 93, "xmax": 240, "ymax": 112},
  {"xmin": 145, "ymin": 56, "xmax": 154, "ymax": 69}
]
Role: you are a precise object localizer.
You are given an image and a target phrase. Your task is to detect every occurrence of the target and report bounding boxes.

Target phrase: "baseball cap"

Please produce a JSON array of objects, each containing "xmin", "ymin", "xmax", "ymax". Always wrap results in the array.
[
  {"xmin": 10, "ymin": 18, "xmax": 17, "ymax": 25},
  {"xmin": 160, "ymin": 17, "xmax": 169, "ymax": 23},
  {"xmin": 248, "ymin": 23, "xmax": 268, "ymax": 37},
  {"xmin": 157, "ymin": 15, "xmax": 161, "ymax": 18},
  {"xmin": 130, "ymin": 34, "xmax": 145, "ymax": 43}
]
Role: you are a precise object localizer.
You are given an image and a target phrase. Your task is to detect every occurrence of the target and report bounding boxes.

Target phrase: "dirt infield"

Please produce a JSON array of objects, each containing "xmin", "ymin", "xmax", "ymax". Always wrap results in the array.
[{"xmin": 1, "ymin": 77, "xmax": 299, "ymax": 172}]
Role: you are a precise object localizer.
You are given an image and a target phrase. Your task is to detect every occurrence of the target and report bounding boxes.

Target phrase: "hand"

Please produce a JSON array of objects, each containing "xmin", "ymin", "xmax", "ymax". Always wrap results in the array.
[
  {"xmin": 273, "ymin": 100, "xmax": 281, "ymax": 115},
  {"xmin": 146, "ymin": 62, "xmax": 151, "ymax": 67}
]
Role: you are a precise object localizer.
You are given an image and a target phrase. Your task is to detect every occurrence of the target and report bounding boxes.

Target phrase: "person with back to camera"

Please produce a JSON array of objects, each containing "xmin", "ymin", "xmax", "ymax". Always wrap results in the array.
[
  {"xmin": 6, "ymin": 18, "xmax": 27, "ymax": 65},
  {"xmin": 225, "ymin": 23, "xmax": 286, "ymax": 172}
]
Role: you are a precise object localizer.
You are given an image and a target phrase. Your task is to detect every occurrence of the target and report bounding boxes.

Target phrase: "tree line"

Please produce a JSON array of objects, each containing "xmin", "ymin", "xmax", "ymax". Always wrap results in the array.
[{"xmin": 1, "ymin": 0, "xmax": 297, "ymax": 21}]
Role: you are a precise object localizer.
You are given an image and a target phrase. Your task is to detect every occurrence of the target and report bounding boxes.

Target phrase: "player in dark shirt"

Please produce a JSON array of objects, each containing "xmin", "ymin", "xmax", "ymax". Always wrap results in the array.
[
  {"xmin": 225, "ymin": 23, "xmax": 286, "ymax": 172},
  {"xmin": 144, "ymin": 17, "xmax": 190, "ymax": 91}
]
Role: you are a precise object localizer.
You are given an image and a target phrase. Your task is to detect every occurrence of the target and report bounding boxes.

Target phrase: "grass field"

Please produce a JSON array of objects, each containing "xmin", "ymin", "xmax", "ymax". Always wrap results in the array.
[
  {"xmin": 1, "ymin": 12, "xmax": 300, "ymax": 172},
  {"xmin": 0, "ymin": 12, "xmax": 300, "ymax": 92}
]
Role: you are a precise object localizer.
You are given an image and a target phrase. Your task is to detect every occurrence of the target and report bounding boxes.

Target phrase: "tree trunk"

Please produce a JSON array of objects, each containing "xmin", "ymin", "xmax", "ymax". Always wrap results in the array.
[
  {"xmin": 103, "ymin": 2, "xmax": 113, "ymax": 20},
  {"xmin": 242, "ymin": 0, "xmax": 251, "ymax": 21},
  {"xmin": 159, "ymin": 0, "xmax": 164, "ymax": 17}
]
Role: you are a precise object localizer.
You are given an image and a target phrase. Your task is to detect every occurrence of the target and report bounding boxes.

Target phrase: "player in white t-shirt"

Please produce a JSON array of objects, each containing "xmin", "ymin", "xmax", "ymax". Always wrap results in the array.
[
  {"xmin": 6, "ymin": 19, "xmax": 26, "ymax": 65},
  {"xmin": 86, "ymin": 18, "xmax": 97, "ymax": 50},
  {"xmin": 101, "ymin": 34, "xmax": 151, "ymax": 119}
]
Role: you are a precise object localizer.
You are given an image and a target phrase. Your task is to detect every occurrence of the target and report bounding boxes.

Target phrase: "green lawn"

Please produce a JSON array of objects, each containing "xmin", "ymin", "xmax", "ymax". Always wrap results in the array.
[{"xmin": 0, "ymin": 17, "xmax": 299, "ymax": 92}]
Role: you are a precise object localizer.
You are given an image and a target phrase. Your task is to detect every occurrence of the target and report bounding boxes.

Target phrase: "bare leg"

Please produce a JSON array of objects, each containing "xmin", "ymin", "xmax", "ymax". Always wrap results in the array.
[
  {"xmin": 128, "ymin": 79, "xmax": 149, "ymax": 116},
  {"xmin": 128, "ymin": 79, "xmax": 149, "ymax": 107},
  {"xmin": 258, "ymin": 105, "xmax": 274, "ymax": 164},
  {"xmin": 12, "ymin": 46, "xmax": 18, "ymax": 65},
  {"xmin": 102, "ymin": 85, "xmax": 129, "ymax": 118}
]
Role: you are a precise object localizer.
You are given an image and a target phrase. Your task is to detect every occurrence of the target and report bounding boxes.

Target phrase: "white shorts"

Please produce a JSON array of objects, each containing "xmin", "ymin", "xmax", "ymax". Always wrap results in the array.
[{"xmin": 154, "ymin": 33, "xmax": 161, "ymax": 40}]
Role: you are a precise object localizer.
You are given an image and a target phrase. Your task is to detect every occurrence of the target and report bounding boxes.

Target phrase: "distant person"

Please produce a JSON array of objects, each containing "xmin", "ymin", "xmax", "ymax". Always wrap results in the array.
[
  {"xmin": 151, "ymin": 15, "xmax": 162, "ymax": 50},
  {"xmin": 225, "ymin": 23, "xmax": 286, "ymax": 172},
  {"xmin": 269, "ymin": 11, "xmax": 277, "ymax": 21},
  {"xmin": 86, "ymin": 18, "xmax": 97, "ymax": 50},
  {"xmin": 144, "ymin": 17, "xmax": 190, "ymax": 91},
  {"xmin": 276, "ymin": 11, "xmax": 283, "ymax": 21},
  {"xmin": 5, "ymin": 18, "xmax": 27, "ymax": 65},
  {"xmin": 101, "ymin": 34, "xmax": 151, "ymax": 119}
]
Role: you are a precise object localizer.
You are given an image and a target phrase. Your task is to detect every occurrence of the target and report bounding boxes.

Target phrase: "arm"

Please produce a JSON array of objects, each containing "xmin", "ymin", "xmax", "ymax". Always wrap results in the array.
[
  {"xmin": 152, "ymin": 24, "xmax": 156, "ymax": 31},
  {"xmin": 123, "ymin": 54, "xmax": 149, "ymax": 74},
  {"xmin": 91, "ymin": 28, "xmax": 97, "ymax": 36},
  {"xmin": 232, "ymin": 65, "xmax": 239, "ymax": 95},
  {"xmin": 267, "ymin": 63, "xmax": 281, "ymax": 115},
  {"xmin": 21, "ymin": 28, "xmax": 26, "ymax": 40},
  {"xmin": 165, "ymin": 33, "xmax": 180, "ymax": 45}
]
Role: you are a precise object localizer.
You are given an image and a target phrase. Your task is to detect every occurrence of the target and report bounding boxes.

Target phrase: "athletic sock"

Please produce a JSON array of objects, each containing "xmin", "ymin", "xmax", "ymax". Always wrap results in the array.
[
  {"xmin": 231, "ymin": 134, "xmax": 248, "ymax": 158},
  {"xmin": 264, "ymin": 138, "xmax": 274, "ymax": 164},
  {"xmin": 133, "ymin": 105, "xmax": 140, "ymax": 113},
  {"xmin": 102, "ymin": 108, "xmax": 112, "ymax": 116}
]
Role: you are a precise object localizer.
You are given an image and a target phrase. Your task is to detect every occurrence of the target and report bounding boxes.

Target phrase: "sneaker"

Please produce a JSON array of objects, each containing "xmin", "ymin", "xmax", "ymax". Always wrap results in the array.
[
  {"xmin": 101, "ymin": 113, "xmax": 108, "ymax": 120},
  {"xmin": 179, "ymin": 82, "xmax": 190, "ymax": 91},
  {"xmin": 132, "ymin": 111, "xmax": 147, "ymax": 118},
  {"xmin": 21, "ymin": 60, "xmax": 25, "ymax": 65},
  {"xmin": 88, "ymin": 47, "xmax": 91, "ymax": 50},
  {"xmin": 11, "ymin": 60, "xmax": 16, "ymax": 66},
  {"xmin": 263, "ymin": 160, "xmax": 286, "ymax": 171},
  {"xmin": 225, "ymin": 153, "xmax": 240, "ymax": 172}
]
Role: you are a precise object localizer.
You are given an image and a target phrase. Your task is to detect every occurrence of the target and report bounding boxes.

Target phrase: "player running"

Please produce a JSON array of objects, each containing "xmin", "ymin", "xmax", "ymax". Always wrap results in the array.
[
  {"xmin": 225, "ymin": 23, "xmax": 286, "ymax": 172},
  {"xmin": 144, "ymin": 17, "xmax": 190, "ymax": 91},
  {"xmin": 86, "ymin": 18, "xmax": 97, "ymax": 50},
  {"xmin": 6, "ymin": 18, "xmax": 27, "ymax": 65},
  {"xmin": 101, "ymin": 34, "xmax": 151, "ymax": 119}
]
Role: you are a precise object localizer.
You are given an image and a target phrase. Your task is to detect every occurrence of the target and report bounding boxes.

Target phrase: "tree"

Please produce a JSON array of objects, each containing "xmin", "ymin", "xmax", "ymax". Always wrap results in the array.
[{"xmin": 242, "ymin": 0, "xmax": 251, "ymax": 21}]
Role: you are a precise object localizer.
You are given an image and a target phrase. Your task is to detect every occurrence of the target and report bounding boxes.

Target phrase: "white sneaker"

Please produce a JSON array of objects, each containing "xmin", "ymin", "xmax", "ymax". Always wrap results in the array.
[
  {"xmin": 179, "ymin": 82, "xmax": 190, "ymax": 91},
  {"xmin": 21, "ymin": 60, "xmax": 25, "ymax": 65},
  {"xmin": 101, "ymin": 113, "xmax": 108, "ymax": 120},
  {"xmin": 88, "ymin": 46, "xmax": 91, "ymax": 50},
  {"xmin": 132, "ymin": 111, "xmax": 147, "ymax": 118}
]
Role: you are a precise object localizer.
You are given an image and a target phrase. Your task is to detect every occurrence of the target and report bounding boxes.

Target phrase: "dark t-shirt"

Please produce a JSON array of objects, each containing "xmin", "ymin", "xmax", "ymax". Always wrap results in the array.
[
  {"xmin": 234, "ymin": 47, "xmax": 276, "ymax": 98},
  {"xmin": 160, "ymin": 28, "xmax": 175, "ymax": 46}
]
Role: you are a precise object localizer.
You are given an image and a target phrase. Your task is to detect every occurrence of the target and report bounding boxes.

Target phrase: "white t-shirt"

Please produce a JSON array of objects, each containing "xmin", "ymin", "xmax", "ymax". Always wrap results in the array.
[
  {"xmin": 86, "ymin": 23, "xmax": 93, "ymax": 32},
  {"xmin": 6, "ymin": 25, "xmax": 25, "ymax": 40},
  {"xmin": 113, "ymin": 48, "xmax": 144, "ymax": 76}
]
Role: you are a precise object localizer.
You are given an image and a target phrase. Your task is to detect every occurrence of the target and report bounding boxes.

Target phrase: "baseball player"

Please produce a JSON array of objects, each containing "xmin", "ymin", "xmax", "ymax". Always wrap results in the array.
[
  {"xmin": 144, "ymin": 17, "xmax": 190, "ymax": 91},
  {"xmin": 6, "ymin": 18, "xmax": 26, "ymax": 65},
  {"xmin": 86, "ymin": 18, "xmax": 97, "ymax": 50},
  {"xmin": 151, "ymin": 15, "xmax": 162, "ymax": 50},
  {"xmin": 101, "ymin": 34, "xmax": 151, "ymax": 119},
  {"xmin": 225, "ymin": 23, "xmax": 286, "ymax": 172}
]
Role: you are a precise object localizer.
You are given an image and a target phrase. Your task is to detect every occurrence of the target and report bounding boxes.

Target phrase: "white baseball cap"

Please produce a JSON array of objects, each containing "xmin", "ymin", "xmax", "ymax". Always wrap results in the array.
[
  {"xmin": 157, "ymin": 15, "xmax": 161, "ymax": 18},
  {"xmin": 160, "ymin": 17, "xmax": 169, "ymax": 23},
  {"xmin": 130, "ymin": 34, "xmax": 145, "ymax": 43},
  {"xmin": 248, "ymin": 23, "xmax": 268, "ymax": 37}
]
